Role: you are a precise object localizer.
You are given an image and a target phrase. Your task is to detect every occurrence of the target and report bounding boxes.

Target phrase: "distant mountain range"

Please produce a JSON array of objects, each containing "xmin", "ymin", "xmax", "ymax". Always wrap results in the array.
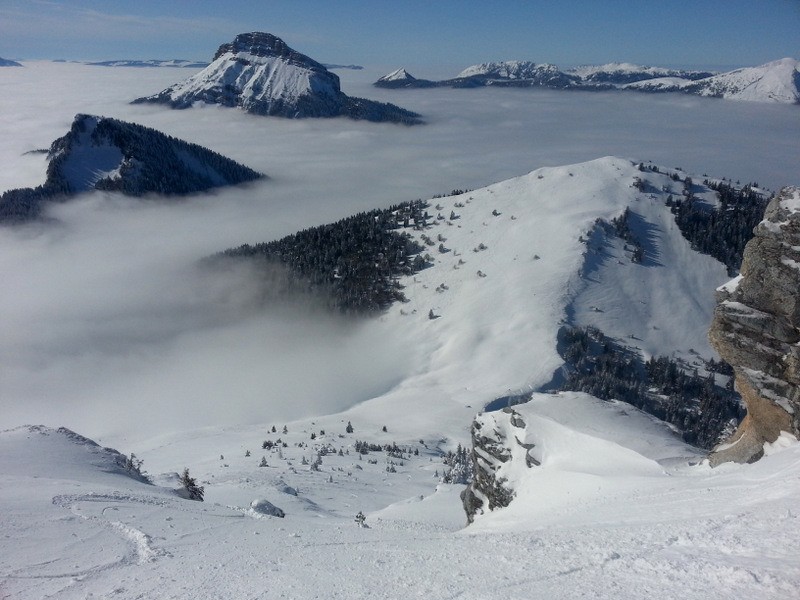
[
  {"xmin": 376, "ymin": 58, "xmax": 800, "ymax": 104},
  {"xmin": 85, "ymin": 59, "xmax": 210, "ymax": 68},
  {"xmin": 0, "ymin": 57, "xmax": 22, "ymax": 67},
  {"xmin": 0, "ymin": 114, "xmax": 264, "ymax": 222},
  {"xmin": 134, "ymin": 32, "xmax": 421, "ymax": 124},
  {"xmin": 323, "ymin": 64, "xmax": 364, "ymax": 71}
]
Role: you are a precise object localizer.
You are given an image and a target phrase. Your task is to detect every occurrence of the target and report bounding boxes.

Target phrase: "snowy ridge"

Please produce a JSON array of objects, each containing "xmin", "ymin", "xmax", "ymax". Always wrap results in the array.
[
  {"xmin": 569, "ymin": 62, "xmax": 714, "ymax": 83},
  {"xmin": 0, "ymin": 114, "xmax": 264, "ymax": 221},
  {"xmin": 457, "ymin": 60, "xmax": 561, "ymax": 79},
  {"xmin": 626, "ymin": 57, "xmax": 800, "ymax": 103},
  {"xmin": 376, "ymin": 157, "xmax": 728, "ymax": 416},
  {"xmin": 686, "ymin": 57, "xmax": 800, "ymax": 103}
]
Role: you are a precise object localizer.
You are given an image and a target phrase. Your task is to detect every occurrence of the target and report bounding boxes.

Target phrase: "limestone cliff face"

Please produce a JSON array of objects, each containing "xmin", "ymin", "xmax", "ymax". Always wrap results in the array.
[
  {"xmin": 708, "ymin": 187, "xmax": 800, "ymax": 465},
  {"xmin": 461, "ymin": 408, "xmax": 539, "ymax": 524}
]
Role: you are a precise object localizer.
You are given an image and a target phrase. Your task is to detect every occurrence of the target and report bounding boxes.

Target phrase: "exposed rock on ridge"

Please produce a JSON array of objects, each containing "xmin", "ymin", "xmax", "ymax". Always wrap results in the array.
[
  {"xmin": 709, "ymin": 187, "xmax": 800, "ymax": 465},
  {"xmin": 461, "ymin": 408, "xmax": 539, "ymax": 524}
]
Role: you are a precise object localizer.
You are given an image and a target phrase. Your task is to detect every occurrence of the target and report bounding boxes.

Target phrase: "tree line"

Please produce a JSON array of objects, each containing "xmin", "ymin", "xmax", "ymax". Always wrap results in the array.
[{"xmin": 557, "ymin": 326, "xmax": 744, "ymax": 449}]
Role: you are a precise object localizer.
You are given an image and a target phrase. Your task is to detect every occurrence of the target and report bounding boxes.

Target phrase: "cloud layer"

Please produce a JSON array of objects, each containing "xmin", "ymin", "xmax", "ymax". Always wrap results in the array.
[{"xmin": 0, "ymin": 62, "xmax": 797, "ymax": 442}]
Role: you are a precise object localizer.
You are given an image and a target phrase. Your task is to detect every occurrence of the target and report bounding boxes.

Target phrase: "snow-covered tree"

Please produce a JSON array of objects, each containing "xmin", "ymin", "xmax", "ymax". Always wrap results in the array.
[{"xmin": 179, "ymin": 468, "xmax": 204, "ymax": 501}]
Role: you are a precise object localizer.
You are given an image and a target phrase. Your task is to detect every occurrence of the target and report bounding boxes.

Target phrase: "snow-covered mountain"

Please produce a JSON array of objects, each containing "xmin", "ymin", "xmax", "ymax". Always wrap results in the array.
[
  {"xmin": 0, "ymin": 57, "xmax": 22, "ymax": 67},
  {"xmin": 217, "ymin": 157, "xmax": 759, "ymax": 448},
  {"xmin": 682, "ymin": 57, "xmax": 800, "ymax": 103},
  {"xmin": 457, "ymin": 60, "xmax": 558, "ymax": 80},
  {"xmin": 626, "ymin": 58, "xmax": 800, "ymax": 104},
  {"xmin": 568, "ymin": 62, "xmax": 714, "ymax": 84},
  {"xmin": 133, "ymin": 32, "xmax": 422, "ymax": 123},
  {"xmin": 458, "ymin": 60, "xmax": 583, "ymax": 87},
  {"xmin": 374, "ymin": 67, "xmax": 435, "ymax": 89},
  {"xmin": 0, "ymin": 114, "xmax": 263, "ymax": 222},
  {"xmin": 376, "ymin": 58, "xmax": 799, "ymax": 104}
]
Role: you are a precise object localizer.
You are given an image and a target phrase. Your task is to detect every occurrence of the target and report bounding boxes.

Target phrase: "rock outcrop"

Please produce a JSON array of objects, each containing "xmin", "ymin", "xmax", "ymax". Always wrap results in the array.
[
  {"xmin": 708, "ymin": 187, "xmax": 800, "ymax": 465},
  {"xmin": 461, "ymin": 408, "xmax": 540, "ymax": 523}
]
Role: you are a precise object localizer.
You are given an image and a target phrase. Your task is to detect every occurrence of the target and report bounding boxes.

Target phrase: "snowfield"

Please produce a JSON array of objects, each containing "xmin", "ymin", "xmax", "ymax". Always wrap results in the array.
[
  {"xmin": 2, "ymin": 405, "xmax": 798, "ymax": 599},
  {"xmin": 0, "ymin": 63, "xmax": 799, "ymax": 599}
]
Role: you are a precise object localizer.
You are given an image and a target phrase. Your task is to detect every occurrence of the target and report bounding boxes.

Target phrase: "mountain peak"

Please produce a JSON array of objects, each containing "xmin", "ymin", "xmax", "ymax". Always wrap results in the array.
[
  {"xmin": 379, "ymin": 68, "xmax": 416, "ymax": 82},
  {"xmin": 134, "ymin": 32, "xmax": 422, "ymax": 124},
  {"xmin": 212, "ymin": 31, "xmax": 327, "ymax": 72}
]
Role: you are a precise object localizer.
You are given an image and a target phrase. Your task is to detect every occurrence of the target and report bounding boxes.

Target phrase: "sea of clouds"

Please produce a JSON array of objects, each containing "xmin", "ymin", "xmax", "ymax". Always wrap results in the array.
[{"xmin": 1, "ymin": 62, "xmax": 797, "ymax": 443}]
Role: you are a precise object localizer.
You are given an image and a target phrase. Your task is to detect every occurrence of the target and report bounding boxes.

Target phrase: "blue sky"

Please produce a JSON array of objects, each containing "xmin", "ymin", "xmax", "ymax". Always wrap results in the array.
[{"xmin": 1, "ymin": 0, "xmax": 798, "ymax": 71}]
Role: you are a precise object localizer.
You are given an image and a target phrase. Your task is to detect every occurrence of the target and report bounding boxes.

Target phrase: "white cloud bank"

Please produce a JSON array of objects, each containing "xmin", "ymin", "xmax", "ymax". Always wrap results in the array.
[{"xmin": 0, "ymin": 62, "xmax": 797, "ymax": 442}]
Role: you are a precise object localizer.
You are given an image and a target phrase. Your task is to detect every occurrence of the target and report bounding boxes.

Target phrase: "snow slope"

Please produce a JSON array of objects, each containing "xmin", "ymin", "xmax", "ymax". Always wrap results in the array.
[
  {"xmin": 686, "ymin": 58, "xmax": 800, "ymax": 103},
  {"xmin": 627, "ymin": 58, "xmax": 800, "ymax": 104},
  {"xmin": 358, "ymin": 157, "xmax": 729, "ymax": 437},
  {"xmin": 2, "ymin": 398, "xmax": 798, "ymax": 599}
]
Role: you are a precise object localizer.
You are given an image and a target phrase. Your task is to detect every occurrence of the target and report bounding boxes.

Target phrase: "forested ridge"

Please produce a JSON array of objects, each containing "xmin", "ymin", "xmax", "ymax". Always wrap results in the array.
[
  {"xmin": 219, "ymin": 200, "xmax": 432, "ymax": 313},
  {"xmin": 0, "ymin": 114, "xmax": 263, "ymax": 223}
]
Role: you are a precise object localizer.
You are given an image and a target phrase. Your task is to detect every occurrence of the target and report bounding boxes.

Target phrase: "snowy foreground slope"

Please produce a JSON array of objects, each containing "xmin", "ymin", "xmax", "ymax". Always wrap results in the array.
[
  {"xmin": 2, "ymin": 157, "xmax": 799, "ymax": 598},
  {"xmin": 2, "ymin": 410, "xmax": 798, "ymax": 599}
]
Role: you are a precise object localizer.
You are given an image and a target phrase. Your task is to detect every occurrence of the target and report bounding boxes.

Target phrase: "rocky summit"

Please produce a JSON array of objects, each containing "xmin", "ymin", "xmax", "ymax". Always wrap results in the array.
[
  {"xmin": 709, "ymin": 187, "xmax": 800, "ymax": 465},
  {"xmin": 133, "ymin": 32, "xmax": 422, "ymax": 124}
]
